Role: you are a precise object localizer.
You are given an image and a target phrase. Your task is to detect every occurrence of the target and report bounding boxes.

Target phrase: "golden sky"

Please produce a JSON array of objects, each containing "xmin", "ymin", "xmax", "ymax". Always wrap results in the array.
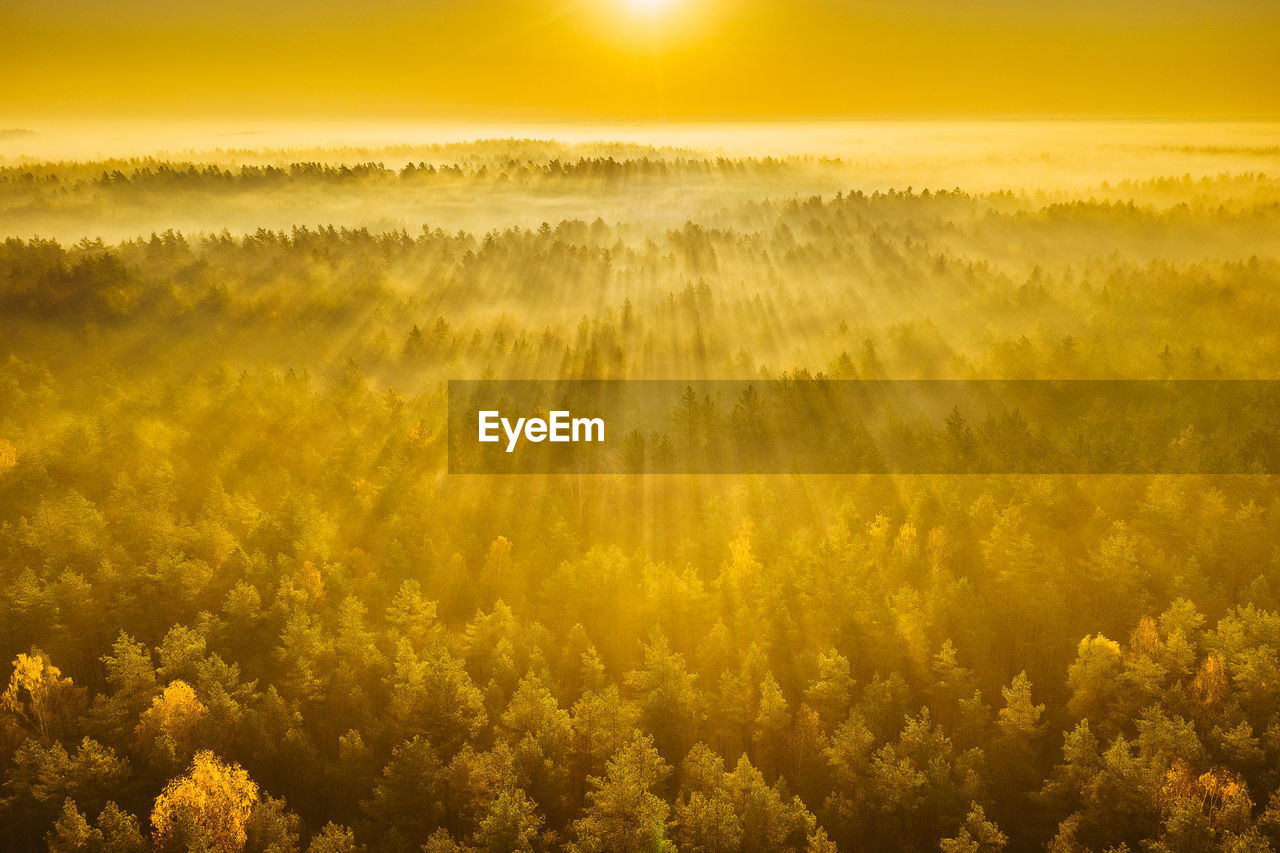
[{"xmin": 3, "ymin": 0, "xmax": 1278, "ymax": 119}]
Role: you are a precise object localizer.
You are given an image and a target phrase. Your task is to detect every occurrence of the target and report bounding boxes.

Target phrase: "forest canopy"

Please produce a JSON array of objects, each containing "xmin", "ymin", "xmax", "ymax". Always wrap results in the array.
[{"xmin": 3, "ymin": 129, "xmax": 1280, "ymax": 852}]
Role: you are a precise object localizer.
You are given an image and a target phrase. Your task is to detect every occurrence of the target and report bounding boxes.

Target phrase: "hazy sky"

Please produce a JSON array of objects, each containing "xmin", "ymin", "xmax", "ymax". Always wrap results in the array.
[{"xmin": 4, "ymin": 0, "xmax": 1278, "ymax": 120}]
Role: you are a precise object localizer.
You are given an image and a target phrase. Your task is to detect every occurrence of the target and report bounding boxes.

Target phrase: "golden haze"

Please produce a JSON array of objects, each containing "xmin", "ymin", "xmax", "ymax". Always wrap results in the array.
[{"xmin": 2, "ymin": 0, "xmax": 1279, "ymax": 119}]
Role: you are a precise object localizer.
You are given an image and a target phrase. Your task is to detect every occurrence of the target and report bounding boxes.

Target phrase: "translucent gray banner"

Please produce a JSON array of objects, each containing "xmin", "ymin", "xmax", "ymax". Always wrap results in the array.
[{"xmin": 447, "ymin": 380, "xmax": 1280, "ymax": 474}]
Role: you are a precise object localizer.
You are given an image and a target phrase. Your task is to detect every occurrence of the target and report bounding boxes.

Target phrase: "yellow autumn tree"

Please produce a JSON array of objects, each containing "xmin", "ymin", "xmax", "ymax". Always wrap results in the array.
[
  {"xmin": 151, "ymin": 750, "xmax": 259, "ymax": 853},
  {"xmin": 136, "ymin": 680, "xmax": 209, "ymax": 764},
  {"xmin": 1, "ymin": 650, "xmax": 86, "ymax": 743}
]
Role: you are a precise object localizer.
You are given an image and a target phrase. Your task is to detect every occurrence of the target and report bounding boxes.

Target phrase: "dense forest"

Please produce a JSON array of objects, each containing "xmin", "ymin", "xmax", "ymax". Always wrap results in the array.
[{"xmin": 3, "ymin": 131, "xmax": 1280, "ymax": 852}]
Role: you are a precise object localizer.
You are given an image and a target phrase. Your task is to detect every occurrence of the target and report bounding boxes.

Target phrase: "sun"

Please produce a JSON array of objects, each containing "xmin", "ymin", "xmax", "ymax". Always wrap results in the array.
[
  {"xmin": 626, "ymin": 0, "xmax": 674, "ymax": 14},
  {"xmin": 590, "ymin": 0, "xmax": 703, "ymax": 50}
]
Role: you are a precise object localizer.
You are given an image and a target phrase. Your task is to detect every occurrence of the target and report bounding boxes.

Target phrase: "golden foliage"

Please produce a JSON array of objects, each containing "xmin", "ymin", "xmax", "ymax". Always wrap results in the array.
[
  {"xmin": 1190, "ymin": 654, "xmax": 1228, "ymax": 709},
  {"xmin": 151, "ymin": 750, "xmax": 260, "ymax": 853},
  {"xmin": 1158, "ymin": 760, "xmax": 1253, "ymax": 834},
  {"xmin": 1, "ymin": 650, "xmax": 85, "ymax": 742},
  {"xmin": 137, "ymin": 680, "xmax": 209, "ymax": 756}
]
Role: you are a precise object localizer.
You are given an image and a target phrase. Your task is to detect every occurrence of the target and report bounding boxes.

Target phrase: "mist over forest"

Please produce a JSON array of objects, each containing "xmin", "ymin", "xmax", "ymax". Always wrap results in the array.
[{"xmin": 3, "ymin": 124, "xmax": 1280, "ymax": 853}]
